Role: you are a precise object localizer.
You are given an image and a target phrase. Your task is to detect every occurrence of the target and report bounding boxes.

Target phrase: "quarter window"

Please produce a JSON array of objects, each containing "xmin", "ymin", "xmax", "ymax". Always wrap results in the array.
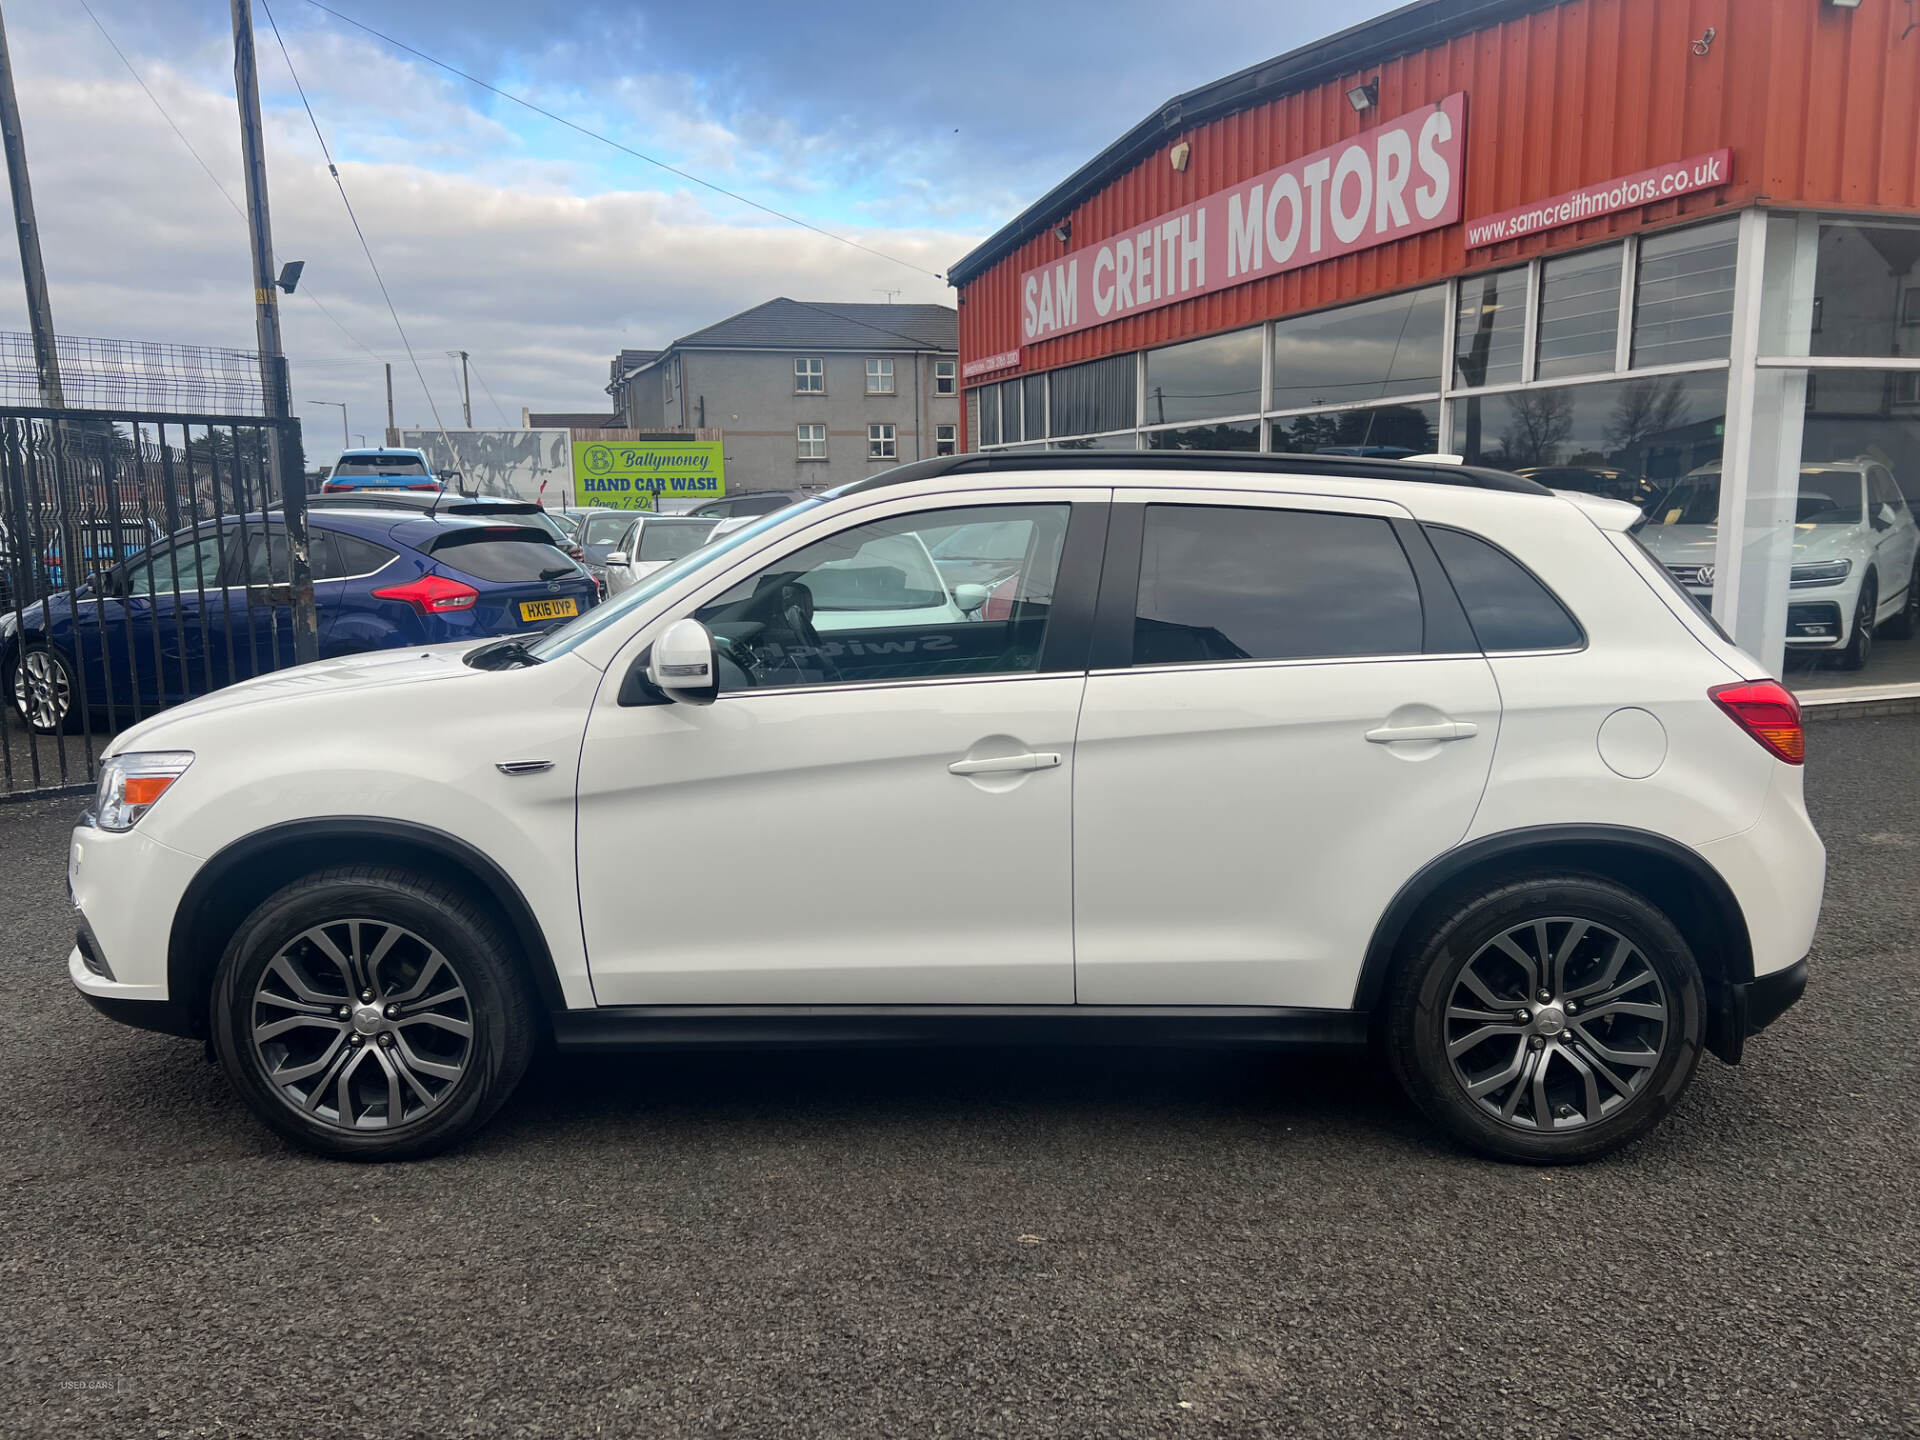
[
  {"xmin": 1423, "ymin": 526, "xmax": 1583, "ymax": 652},
  {"xmin": 868, "ymin": 423, "xmax": 897, "ymax": 459},
  {"xmin": 934, "ymin": 360, "xmax": 957, "ymax": 396},
  {"xmin": 795, "ymin": 357, "xmax": 825, "ymax": 393},
  {"xmin": 1131, "ymin": 505, "xmax": 1423, "ymax": 665},
  {"xmin": 797, "ymin": 423, "xmax": 827, "ymax": 460},
  {"xmin": 691, "ymin": 503, "xmax": 1070, "ymax": 691},
  {"xmin": 866, "ymin": 358, "xmax": 895, "ymax": 394}
]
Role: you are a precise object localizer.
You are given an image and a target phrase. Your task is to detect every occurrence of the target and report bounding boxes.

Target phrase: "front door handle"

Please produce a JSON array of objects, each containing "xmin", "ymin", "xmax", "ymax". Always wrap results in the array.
[
  {"xmin": 1365, "ymin": 719, "xmax": 1479, "ymax": 744},
  {"xmin": 948, "ymin": 751, "xmax": 1061, "ymax": 776}
]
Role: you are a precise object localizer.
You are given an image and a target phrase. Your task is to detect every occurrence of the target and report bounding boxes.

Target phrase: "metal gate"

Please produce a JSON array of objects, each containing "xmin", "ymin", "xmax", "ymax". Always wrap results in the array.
[{"xmin": 1, "ymin": 406, "xmax": 308, "ymax": 799}]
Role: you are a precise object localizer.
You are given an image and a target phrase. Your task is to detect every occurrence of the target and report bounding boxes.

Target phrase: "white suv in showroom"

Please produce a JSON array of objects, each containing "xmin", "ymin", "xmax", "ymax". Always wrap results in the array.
[
  {"xmin": 1637, "ymin": 459, "xmax": 1920, "ymax": 670},
  {"xmin": 68, "ymin": 453, "xmax": 1823, "ymax": 1164}
]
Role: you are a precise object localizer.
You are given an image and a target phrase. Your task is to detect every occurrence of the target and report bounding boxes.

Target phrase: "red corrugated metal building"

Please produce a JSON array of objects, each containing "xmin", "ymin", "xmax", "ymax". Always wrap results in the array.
[{"xmin": 947, "ymin": 0, "xmax": 1920, "ymax": 689}]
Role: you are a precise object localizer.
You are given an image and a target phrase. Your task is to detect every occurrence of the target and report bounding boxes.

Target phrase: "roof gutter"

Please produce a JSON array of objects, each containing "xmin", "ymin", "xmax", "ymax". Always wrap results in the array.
[{"xmin": 946, "ymin": 0, "xmax": 1566, "ymax": 289}]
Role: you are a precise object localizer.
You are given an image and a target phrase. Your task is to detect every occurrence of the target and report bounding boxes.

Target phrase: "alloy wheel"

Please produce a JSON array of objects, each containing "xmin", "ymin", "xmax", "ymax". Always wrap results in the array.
[
  {"xmin": 13, "ymin": 649, "xmax": 70, "ymax": 729},
  {"xmin": 248, "ymin": 919, "xmax": 473, "ymax": 1131},
  {"xmin": 1855, "ymin": 584, "xmax": 1875, "ymax": 667},
  {"xmin": 1443, "ymin": 918, "xmax": 1670, "ymax": 1132}
]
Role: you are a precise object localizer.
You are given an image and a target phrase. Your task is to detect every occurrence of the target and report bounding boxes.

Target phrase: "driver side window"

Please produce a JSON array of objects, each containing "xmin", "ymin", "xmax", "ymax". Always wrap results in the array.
[
  {"xmin": 124, "ymin": 530, "xmax": 225, "ymax": 598},
  {"xmin": 690, "ymin": 503, "xmax": 1069, "ymax": 691}
]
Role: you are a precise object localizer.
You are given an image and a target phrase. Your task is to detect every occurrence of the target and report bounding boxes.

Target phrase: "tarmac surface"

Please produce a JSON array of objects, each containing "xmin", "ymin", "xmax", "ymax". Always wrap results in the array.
[{"xmin": 4, "ymin": 715, "xmax": 1917, "ymax": 1438}]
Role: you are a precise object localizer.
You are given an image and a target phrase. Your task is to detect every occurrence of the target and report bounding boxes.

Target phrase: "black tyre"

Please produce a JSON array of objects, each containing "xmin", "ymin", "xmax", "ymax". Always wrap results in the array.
[
  {"xmin": 1879, "ymin": 559, "xmax": 1919, "ymax": 641},
  {"xmin": 9, "ymin": 641, "xmax": 81, "ymax": 734},
  {"xmin": 1836, "ymin": 573, "xmax": 1876, "ymax": 671},
  {"xmin": 211, "ymin": 866, "xmax": 536, "ymax": 1161},
  {"xmin": 1385, "ymin": 874, "xmax": 1705, "ymax": 1164}
]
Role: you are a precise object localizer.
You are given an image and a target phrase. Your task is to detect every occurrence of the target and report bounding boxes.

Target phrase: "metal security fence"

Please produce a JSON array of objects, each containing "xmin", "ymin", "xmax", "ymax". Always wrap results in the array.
[{"xmin": 1, "ymin": 405, "xmax": 307, "ymax": 799}]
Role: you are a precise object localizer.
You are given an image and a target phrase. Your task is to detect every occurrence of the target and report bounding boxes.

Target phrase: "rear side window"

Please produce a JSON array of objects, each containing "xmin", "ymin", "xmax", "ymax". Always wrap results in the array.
[
  {"xmin": 322, "ymin": 531, "xmax": 397, "ymax": 579},
  {"xmin": 638, "ymin": 521, "xmax": 717, "ymax": 561},
  {"xmin": 1424, "ymin": 525, "xmax": 1583, "ymax": 652},
  {"xmin": 430, "ymin": 530, "xmax": 580, "ymax": 583},
  {"xmin": 1132, "ymin": 505, "xmax": 1423, "ymax": 665}
]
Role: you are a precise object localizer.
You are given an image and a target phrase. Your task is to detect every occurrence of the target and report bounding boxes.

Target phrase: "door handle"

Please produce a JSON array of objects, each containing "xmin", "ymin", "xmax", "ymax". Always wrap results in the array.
[
  {"xmin": 948, "ymin": 751, "xmax": 1061, "ymax": 776},
  {"xmin": 1365, "ymin": 719, "xmax": 1478, "ymax": 744}
]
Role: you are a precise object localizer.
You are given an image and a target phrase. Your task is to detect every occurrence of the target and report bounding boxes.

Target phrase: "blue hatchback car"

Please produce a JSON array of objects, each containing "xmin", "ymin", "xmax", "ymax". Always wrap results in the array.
[{"xmin": 2, "ymin": 504, "xmax": 596, "ymax": 733}]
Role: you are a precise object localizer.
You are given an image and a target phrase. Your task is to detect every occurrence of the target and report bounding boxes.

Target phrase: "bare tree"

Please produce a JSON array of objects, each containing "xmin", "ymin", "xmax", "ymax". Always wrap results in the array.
[
  {"xmin": 1496, "ymin": 389, "xmax": 1574, "ymax": 468},
  {"xmin": 1603, "ymin": 378, "xmax": 1693, "ymax": 459}
]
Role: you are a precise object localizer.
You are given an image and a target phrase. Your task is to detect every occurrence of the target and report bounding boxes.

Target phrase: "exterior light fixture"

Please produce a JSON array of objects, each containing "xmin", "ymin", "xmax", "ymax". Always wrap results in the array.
[
  {"xmin": 1826, "ymin": 0, "xmax": 1862, "ymax": 8},
  {"xmin": 1347, "ymin": 78, "xmax": 1380, "ymax": 113},
  {"xmin": 1053, "ymin": 220, "xmax": 1072, "ymax": 243},
  {"xmin": 1169, "ymin": 142, "xmax": 1191, "ymax": 173},
  {"xmin": 275, "ymin": 260, "xmax": 304, "ymax": 294}
]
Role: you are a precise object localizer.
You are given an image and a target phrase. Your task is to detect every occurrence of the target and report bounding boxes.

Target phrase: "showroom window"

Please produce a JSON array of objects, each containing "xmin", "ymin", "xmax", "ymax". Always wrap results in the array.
[
  {"xmin": 1270, "ymin": 286, "xmax": 1446, "ymax": 412},
  {"xmin": 1536, "ymin": 245, "xmax": 1623, "ymax": 380},
  {"xmin": 1145, "ymin": 420, "xmax": 1259, "ymax": 450},
  {"xmin": 1052, "ymin": 432, "xmax": 1137, "ymax": 450},
  {"xmin": 690, "ymin": 504, "xmax": 1070, "ymax": 690},
  {"xmin": 1023, "ymin": 374, "xmax": 1047, "ymax": 441},
  {"xmin": 976, "ymin": 384, "xmax": 1000, "ymax": 447},
  {"xmin": 1454, "ymin": 267, "xmax": 1528, "ymax": 389},
  {"xmin": 1453, "ymin": 371, "xmax": 1728, "ymax": 487},
  {"xmin": 1131, "ymin": 505, "xmax": 1424, "ymax": 664},
  {"xmin": 1049, "ymin": 354, "xmax": 1136, "ymax": 439},
  {"xmin": 1270, "ymin": 402, "xmax": 1437, "ymax": 457},
  {"xmin": 1632, "ymin": 219, "xmax": 1739, "ymax": 368},
  {"xmin": 1144, "ymin": 327, "xmax": 1262, "ymax": 425}
]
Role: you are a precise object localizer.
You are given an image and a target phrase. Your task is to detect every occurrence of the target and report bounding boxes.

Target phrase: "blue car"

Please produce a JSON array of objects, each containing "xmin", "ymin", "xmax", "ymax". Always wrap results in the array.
[
  {"xmin": 2, "ymin": 505, "xmax": 596, "ymax": 733},
  {"xmin": 318, "ymin": 447, "xmax": 445, "ymax": 494}
]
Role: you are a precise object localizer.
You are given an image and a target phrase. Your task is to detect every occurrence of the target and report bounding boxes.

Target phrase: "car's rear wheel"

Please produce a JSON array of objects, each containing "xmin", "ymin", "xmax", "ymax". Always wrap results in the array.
[
  {"xmin": 9, "ymin": 642, "xmax": 81, "ymax": 734},
  {"xmin": 1837, "ymin": 573, "xmax": 1877, "ymax": 670},
  {"xmin": 1386, "ymin": 874, "xmax": 1705, "ymax": 1164},
  {"xmin": 211, "ymin": 867, "xmax": 535, "ymax": 1160},
  {"xmin": 1880, "ymin": 558, "xmax": 1920, "ymax": 640}
]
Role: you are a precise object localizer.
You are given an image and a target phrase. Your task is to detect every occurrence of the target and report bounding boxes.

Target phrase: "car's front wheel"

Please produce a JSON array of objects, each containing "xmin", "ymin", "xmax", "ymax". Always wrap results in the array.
[
  {"xmin": 1880, "ymin": 557, "xmax": 1920, "ymax": 640},
  {"xmin": 9, "ymin": 641, "xmax": 81, "ymax": 734},
  {"xmin": 1386, "ymin": 874, "xmax": 1705, "ymax": 1164},
  {"xmin": 211, "ymin": 867, "xmax": 536, "ymax": 1160},
  {"xmin": 1837, "ymin": 573, "xmax": 1877, "ymax": 670}
]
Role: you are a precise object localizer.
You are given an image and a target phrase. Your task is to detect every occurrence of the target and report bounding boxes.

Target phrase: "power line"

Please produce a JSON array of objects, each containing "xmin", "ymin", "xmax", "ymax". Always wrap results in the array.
[
  {"xmin": 258, "ymin": 0, "xmax": 457, "ymax": 461},
  {"xmin": 76, "ymin": 0, "xmax": 385, "ymax": 363},
  {"xmin": 299, "ymin": 0, "xmax": 943, "ymax": 281},
  {"xmin": 463, "ymin": 353, "xmax": 511, "ymax": 427}
]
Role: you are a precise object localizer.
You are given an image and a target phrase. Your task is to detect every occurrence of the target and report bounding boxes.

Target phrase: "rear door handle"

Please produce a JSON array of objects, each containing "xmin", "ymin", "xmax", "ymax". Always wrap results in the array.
[
  {"xmin": 1365, "ymin": 719, "xmax": 1478, "ymax": 744},
  {"xmin": 948, "ymin": 751, "xmax": 1061, "ymax": 776}
]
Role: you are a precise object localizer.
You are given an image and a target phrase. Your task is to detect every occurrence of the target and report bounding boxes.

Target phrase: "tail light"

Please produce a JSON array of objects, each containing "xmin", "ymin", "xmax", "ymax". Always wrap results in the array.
[
  {"xmin": 407, "ymin": 483, "xmax": 440, "ymax": 491},
  {"xmin": 321, "ymin": 481, "xmax": 349, "ymax": 493},
  {"xmin": 372, "ymin": 574, "xmax": 479, "ymax": 615},
  {"xmin": 1709, "ymin": 680, "xmax": 1804, "ymax": 764}
]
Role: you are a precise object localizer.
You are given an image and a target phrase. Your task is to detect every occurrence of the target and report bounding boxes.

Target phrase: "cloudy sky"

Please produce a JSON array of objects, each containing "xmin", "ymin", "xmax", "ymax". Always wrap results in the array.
[{"xmin": 0, "ymin": 0, "xmax": 1397, "ymax": 461}]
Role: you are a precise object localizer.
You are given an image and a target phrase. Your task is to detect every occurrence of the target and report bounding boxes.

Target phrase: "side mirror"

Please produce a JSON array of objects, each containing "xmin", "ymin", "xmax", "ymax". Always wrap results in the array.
[
  {"xmin": 90, "ymin": 567, "xmax": 120, "ymax": 597},
  {"xmin": 646, "ymin": 617, "xmax": 718, "ymax": 705},
  {"xmin": 605, "ymin": 551, "xmax": 629, "ymax": 567},
  {"xmin": 953, "ymin": 582, "xmax": 990, "ymax": 614},
  {"xmin": 1876, "ymin": 502, "xmax": 1898, "ymax": 530}
]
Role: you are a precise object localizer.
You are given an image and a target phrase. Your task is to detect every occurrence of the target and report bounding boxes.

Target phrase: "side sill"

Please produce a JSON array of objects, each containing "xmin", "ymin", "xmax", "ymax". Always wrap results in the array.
[{"xmin": 550, "ymin": 1004, "xmax": 1370, "ymax": 1053}]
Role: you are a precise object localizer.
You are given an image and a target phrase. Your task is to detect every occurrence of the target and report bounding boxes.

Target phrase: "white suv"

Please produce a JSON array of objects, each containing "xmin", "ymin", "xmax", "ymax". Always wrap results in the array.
[{"xmin": 68, "ymin": 454, "xmax": 1823, "ymax": 1164}]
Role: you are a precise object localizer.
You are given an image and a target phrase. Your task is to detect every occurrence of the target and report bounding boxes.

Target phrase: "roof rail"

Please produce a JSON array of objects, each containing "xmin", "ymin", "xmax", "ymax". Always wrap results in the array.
[{"xmin": 838, "ymin": 450, "xmax": 1552, "ymax": 497}]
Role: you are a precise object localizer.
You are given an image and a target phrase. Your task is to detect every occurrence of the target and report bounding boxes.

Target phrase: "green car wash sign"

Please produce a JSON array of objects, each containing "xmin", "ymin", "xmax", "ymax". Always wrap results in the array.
[{"xmin": 572, "ymin": 440, "xmax": 725, "ymax": 510}]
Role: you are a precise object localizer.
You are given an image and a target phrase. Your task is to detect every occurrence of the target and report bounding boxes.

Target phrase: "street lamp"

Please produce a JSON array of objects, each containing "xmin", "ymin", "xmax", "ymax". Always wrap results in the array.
[{"xmin": 305, "ymin": 400, "xmax": 348, "ymax": 447}]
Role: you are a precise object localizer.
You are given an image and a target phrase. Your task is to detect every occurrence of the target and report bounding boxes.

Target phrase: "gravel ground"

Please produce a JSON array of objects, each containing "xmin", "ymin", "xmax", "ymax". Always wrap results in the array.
[{"xmin": 3, "ymin": 716, "xmax": 1917, "ymax": 1439}]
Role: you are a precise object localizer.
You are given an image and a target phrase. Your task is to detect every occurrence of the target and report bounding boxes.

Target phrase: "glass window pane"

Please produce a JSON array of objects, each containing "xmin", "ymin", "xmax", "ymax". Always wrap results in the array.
[
  {"xmin": 1536, "ymin": 245, "xmax": 1622, "ymax": 380},
  {"xmin": 1270, "ymin": 287, "xmax": 1445, "ymax": 411},
  {"xmin": 1453, "ymin": 372, "xmax": 1728, "ymax": 500},
  {"xmin": 1003, "ymin": 380, "xmax": 1024, "ymax": 443},
  {"xmin": 1424, "ymin": 525, "xmax": 1582, "ymax": 651},
  {"xmin": 1143, "ymin": 419, "xmax": 1259, "ymax": 450},
  {"xmin": 1811, "ymin": 219, "xmax": 1920, "ymax": 359},
  {"xmin": 323, "ymin": 532, "xmax": 397, "ymax": 579},
  {"xmin": 429, "ymin": 534, "xmax": 580, "ymax": 583},
  {"xmin": 1144, "ymin": 327, "xmax": 1262, "ymax": 424},
  {"xmin": 977, "ymin": 384, "xmax": 1000, "ymax": 446},
  {"xmin": 1132, "ymin": 505, "xmax": 1423, "ymax": 664},
  {"xmin": 231, "ymin": 523, "xmax": 290, "ymax": 585},
  {"xmin": 691, "ymin": 504, "xmax": 1070, "ymax": 690},
  {"xmin": 1024, "ymin": 374, "xmax": 1047, "ymax": 438},
  {"xmin": 1269, "ymin": 402, "xmax": 1438, "ymax": 457},
  {"xmin": 127, "ymin": 530, "xmax": 223, "ymax": 597},
  {"xmin": 1048, "ymin": 354, "xmax": 1136, "ymax": 437},
  {"xmin": 1052, "ymin": 432, "xmax": 1137, "ymax": 450},
  {"xmin": 1454, "ymin": 267, "xmax": 1528, "ymax": 388},
  {"xmin": 637, "ymin": 519, "xmax": 718, "ymax": 561},
  {"xmin": 1632, "ymin": 220, "xmax": 1738, "ymax": 368}
]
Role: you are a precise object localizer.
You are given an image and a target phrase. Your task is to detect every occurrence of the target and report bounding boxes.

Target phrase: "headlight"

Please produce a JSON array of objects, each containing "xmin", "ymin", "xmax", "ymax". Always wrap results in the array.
[
  {"xmin": 1790, "ymin": 559, "xmax": 1852, "ymax": 588},
  {"xmin": 94, "ymin": 751, "xmax": 193, "ymax": 832}
]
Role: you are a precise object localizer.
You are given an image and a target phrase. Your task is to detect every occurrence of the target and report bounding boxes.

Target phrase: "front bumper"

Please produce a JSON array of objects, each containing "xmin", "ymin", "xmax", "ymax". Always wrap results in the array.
[
  {"xmin": 1709, "ymin": 956, "xmax": 1808, "ymax": 1064},
  {"xmin": 69, "ymin": 947, "xmax": 199, "ymax": 1037}
]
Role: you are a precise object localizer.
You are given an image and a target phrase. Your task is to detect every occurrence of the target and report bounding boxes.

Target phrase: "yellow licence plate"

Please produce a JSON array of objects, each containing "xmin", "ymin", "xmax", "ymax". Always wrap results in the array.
[{"xmin": 518, "ymin": 597, "xmax": 578, "ymax": 622}]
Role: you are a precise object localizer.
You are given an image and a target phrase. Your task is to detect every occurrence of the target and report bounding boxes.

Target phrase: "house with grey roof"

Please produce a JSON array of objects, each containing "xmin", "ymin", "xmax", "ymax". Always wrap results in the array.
[{"xmin": 606, "ymin": 299, "xmax": 959, "ymax": 493}]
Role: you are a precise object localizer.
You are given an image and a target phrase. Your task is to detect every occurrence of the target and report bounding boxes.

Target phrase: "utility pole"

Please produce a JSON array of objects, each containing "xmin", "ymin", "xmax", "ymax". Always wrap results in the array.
[
  {"xmin": 231, "ymin": 0, "xmax": 316, "ymax": 662},
  {"xmin": 454, "ymin": 350, "xmax": 472, "ymax": 427},
  {"xmin": 384, "ymin": 362, "xmax": 394, "ymax": 441},
  {"xmin": 0, "ymin": 4, "xmax": 62, "ymax": 407}
]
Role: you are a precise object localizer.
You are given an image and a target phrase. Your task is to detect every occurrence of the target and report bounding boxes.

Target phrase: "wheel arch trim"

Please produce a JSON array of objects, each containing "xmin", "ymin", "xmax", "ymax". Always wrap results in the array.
[
  {"xmin": 1352, "ymin": 823, "xmax": 1755, "ymax": 1013},
  {"xmin": 167, "ymin": 815, "xmax": 569, "ymax": 1032}
]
